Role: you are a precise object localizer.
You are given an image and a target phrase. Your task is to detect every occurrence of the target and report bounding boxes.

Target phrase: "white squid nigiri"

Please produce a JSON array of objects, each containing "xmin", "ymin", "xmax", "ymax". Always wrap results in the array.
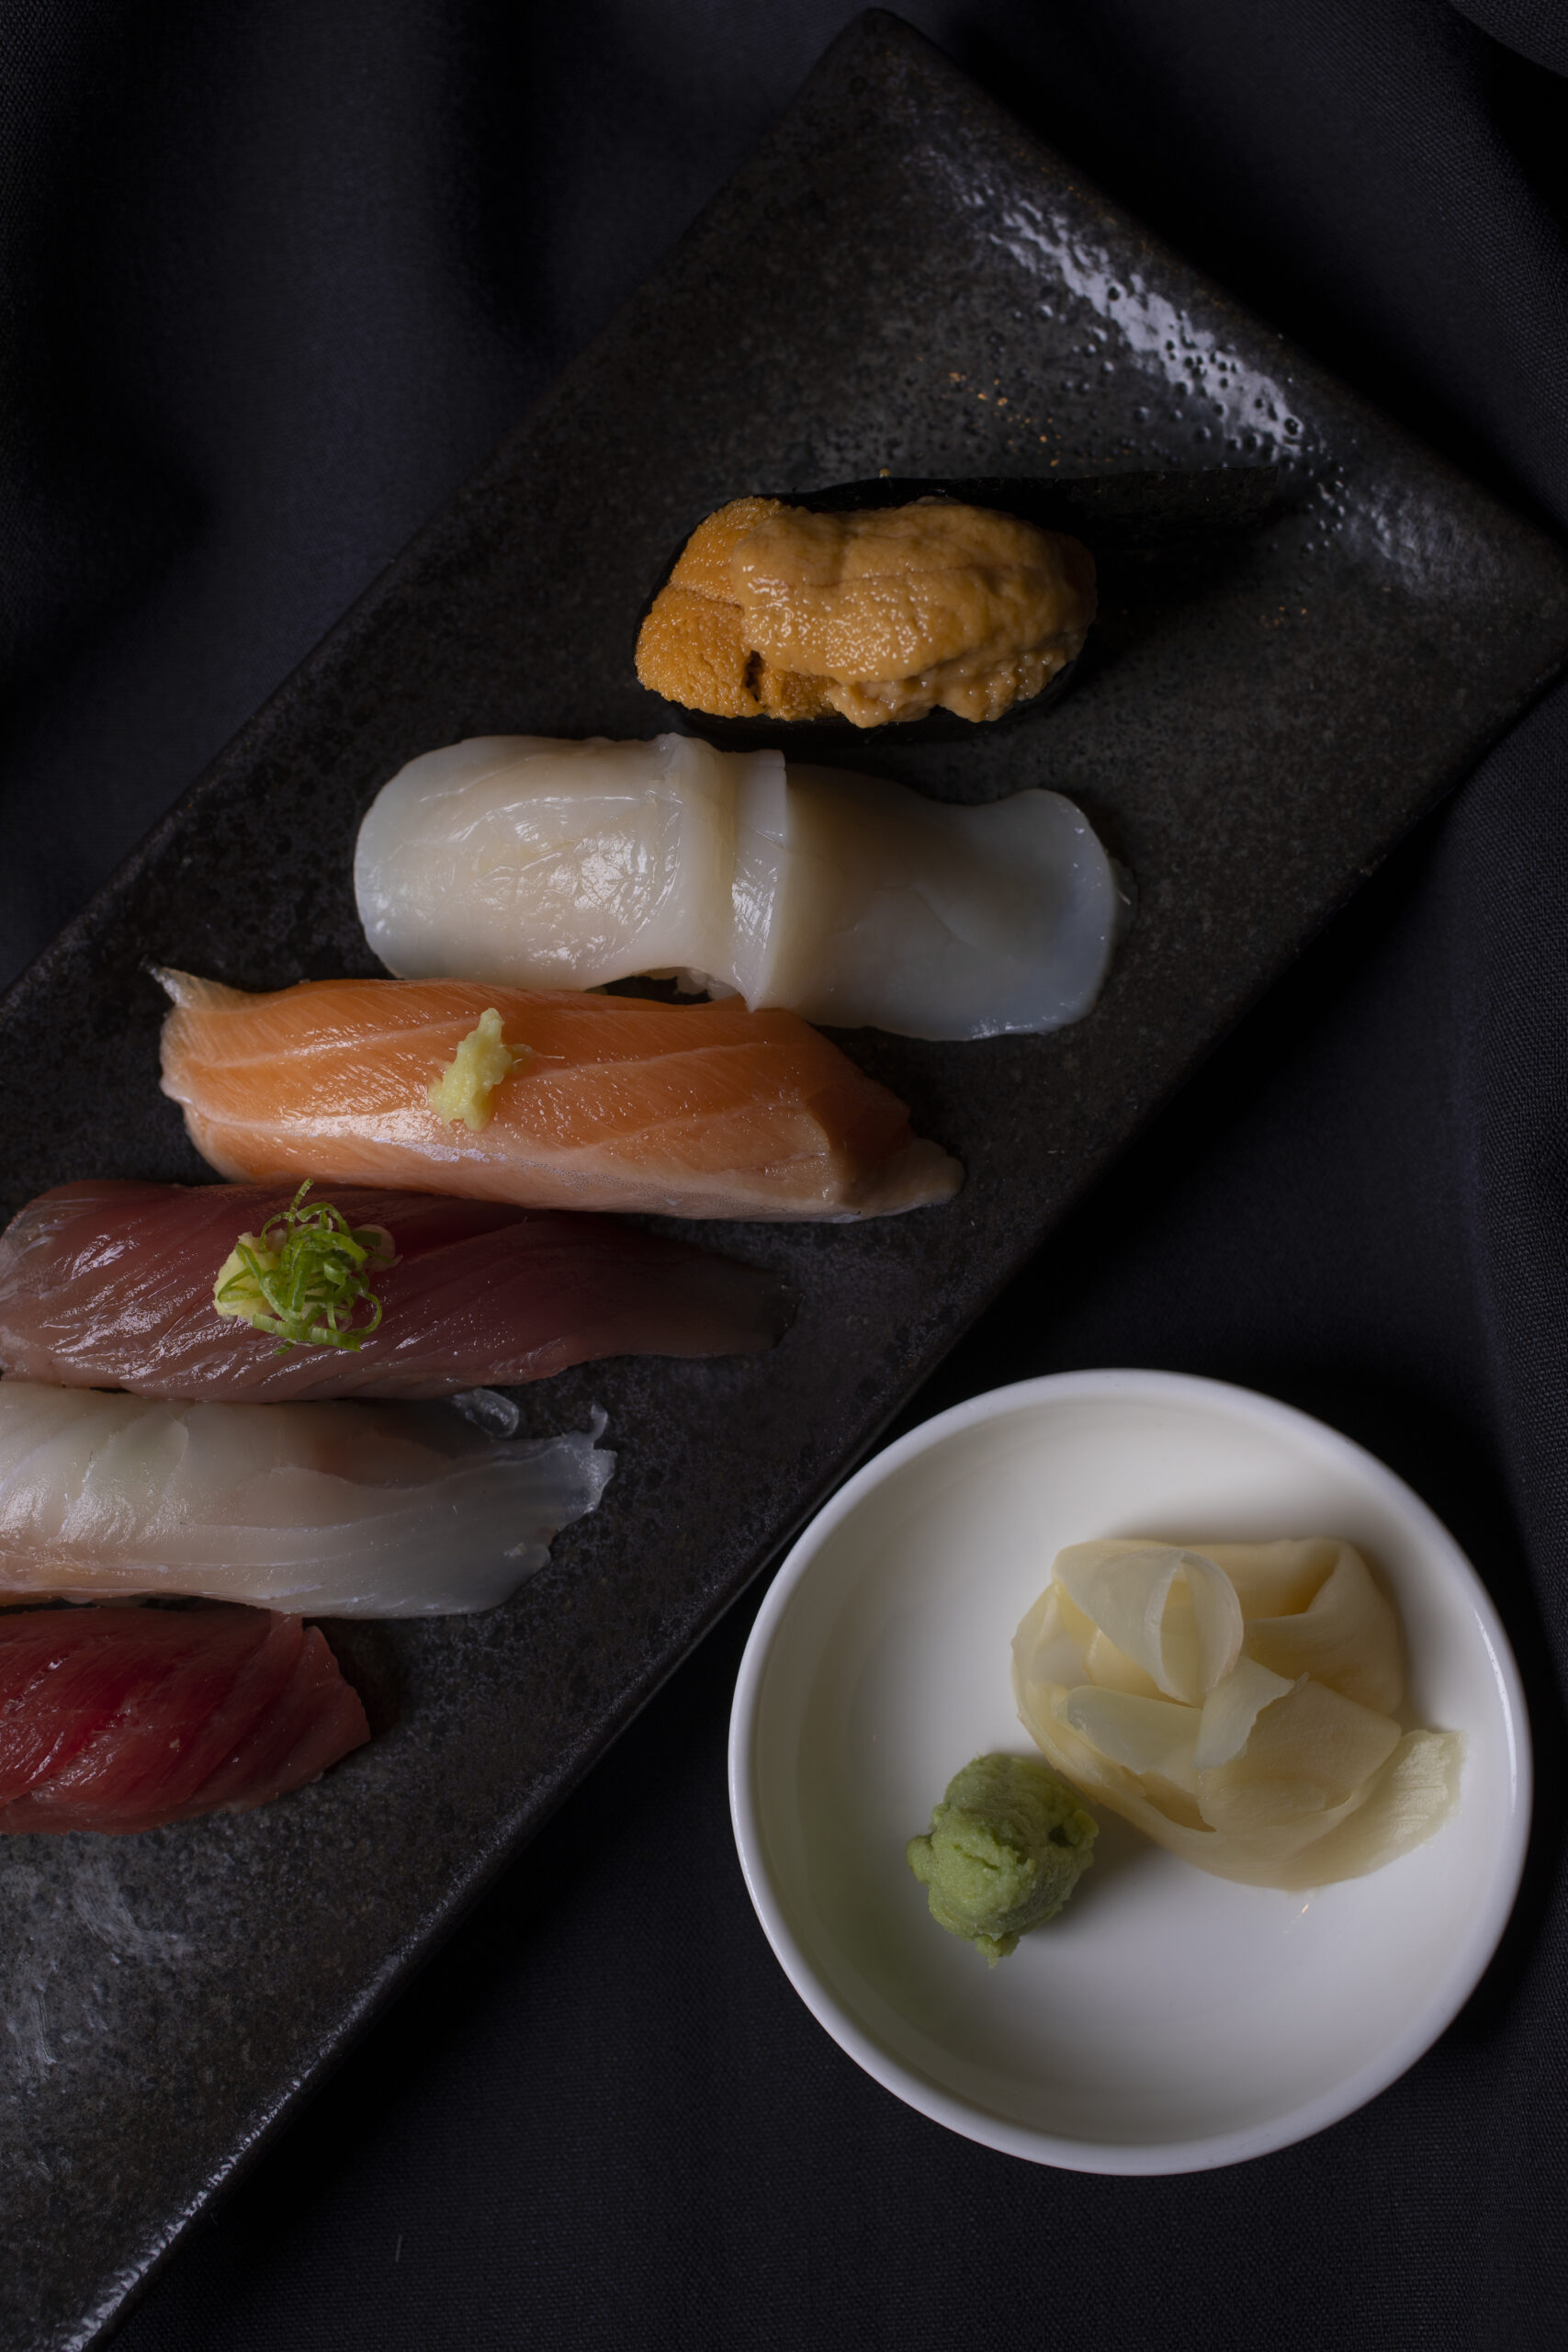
[
  {"xmin": 0, "ymin": 1382, "xmax": 613, "ymax": 1617},
  {"xmin": 354, "ymin": 734, "xmax": 1120, "ymax": 1040}
]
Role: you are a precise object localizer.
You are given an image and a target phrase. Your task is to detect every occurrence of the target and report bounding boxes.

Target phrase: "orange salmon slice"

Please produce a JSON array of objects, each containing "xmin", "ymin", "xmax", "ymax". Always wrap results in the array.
[{"xmin": 156, "ymin": 973, "xmax": 963, "ymax": 1221}]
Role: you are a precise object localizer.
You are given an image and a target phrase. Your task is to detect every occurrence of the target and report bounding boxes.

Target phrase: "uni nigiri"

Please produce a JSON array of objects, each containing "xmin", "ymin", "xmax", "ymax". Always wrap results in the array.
[
  {"xmin": 156, "ymin": 971, "xmax": 961, "ymax": 1219},
  {"xmin": 354, "ymin": 734, "xmax": 1120, "ymax": 1040},
  {"xmin": 0, "ymin": 1603, "xmax": 369, "ymax": 1834},
  {"xmin": 0, "ymin": 1382, "xmax": 613, "ymax": 1615},
  {"xmin": 0, "ymin": 1180, "xmax": 787, "ymax": 1401},
  {"xmin": 634, "ymin": 497, "xmax": 1095, "ymax": 726}
]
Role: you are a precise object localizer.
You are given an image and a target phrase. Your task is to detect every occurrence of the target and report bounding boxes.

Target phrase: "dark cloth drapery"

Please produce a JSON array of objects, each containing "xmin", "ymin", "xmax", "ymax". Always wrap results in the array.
[{"xmin": 4, "ymin": 4, "xmax": 1566, "ymax": 2346}]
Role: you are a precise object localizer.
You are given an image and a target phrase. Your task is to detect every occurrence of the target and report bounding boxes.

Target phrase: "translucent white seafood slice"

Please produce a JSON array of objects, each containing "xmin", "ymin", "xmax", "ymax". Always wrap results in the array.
[
  {"xmin": 0, "ymin": 1381, "xmax": 614, "ymax": 1616},
  {"xmin": 354, "ymin": 733, "xmax": 745, "ymax": 996},
  {"xmin": 354, "ymin": 733, "xmax": 1121, "ymax": 1041},
  {"xmin": 1052, "ymin": 1541, "xmax": 1243, "ymax": 1702},
  {"xmin": 733, "ymin": 763, "xmax": 1120, "ymax": 1038}
]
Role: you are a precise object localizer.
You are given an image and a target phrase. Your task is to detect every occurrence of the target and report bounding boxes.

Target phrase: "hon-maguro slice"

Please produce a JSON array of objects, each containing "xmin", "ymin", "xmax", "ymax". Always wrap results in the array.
[
  {"xmin": 0, "ymin": 1181, "xmax": 787, "ymax": 1401},
  {"xmin": 0, "ymin": 1604, "xmax": 369, "ymax": 1834},
  {"xmin": 156, "ymin": 972, "xmax": 961, "ymax": 1220}
]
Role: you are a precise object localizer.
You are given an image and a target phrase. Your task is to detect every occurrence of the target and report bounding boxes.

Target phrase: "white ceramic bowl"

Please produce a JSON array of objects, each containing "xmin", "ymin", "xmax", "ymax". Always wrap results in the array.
[{"xmin": 728, "ymin": 1369, "xmax": 1529, "ymax": 2174}]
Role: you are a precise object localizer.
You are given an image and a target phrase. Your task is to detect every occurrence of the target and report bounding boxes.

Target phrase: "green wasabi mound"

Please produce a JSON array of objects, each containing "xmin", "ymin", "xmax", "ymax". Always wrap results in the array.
[{"xmin": 906, "ymin": 1753, "xmax": 1098, "ymax": 1965}]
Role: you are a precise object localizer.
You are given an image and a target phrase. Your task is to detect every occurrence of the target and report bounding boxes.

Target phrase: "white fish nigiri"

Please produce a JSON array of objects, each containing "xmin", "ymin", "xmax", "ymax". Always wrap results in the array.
[
  {"xmin": 354, "ymin": 734, "xmax": 1120, "ymax": 1040},
  {"xmin": 0, "ymin": 1382, "xmax": 613, "ymax": 1617}
]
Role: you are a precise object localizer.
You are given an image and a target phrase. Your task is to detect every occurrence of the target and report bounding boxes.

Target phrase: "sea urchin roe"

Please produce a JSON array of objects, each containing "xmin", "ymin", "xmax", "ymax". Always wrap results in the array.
[
  {"xmin": 636, "ymin": 497, "xmax": 1096, "ymax": 728},
  {"xmin": 906, "ymin": 1752, "xmax": 1098, "ymax": 1964},
  {"xmin": 427, "ymin": 1007, "xmax": 530, "ymax": 1131}
]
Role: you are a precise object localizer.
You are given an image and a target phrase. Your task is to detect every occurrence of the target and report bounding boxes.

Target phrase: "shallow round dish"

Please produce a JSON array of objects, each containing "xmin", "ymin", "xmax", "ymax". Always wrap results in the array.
[{"xmin": 728, "ymin": 1369, "xmax": 1529, "ymax": 2174}]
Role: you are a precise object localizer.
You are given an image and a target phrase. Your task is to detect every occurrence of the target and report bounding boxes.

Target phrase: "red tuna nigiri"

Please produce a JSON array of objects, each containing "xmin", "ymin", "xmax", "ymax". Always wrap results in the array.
[
  {"xmin": 0, "ymin": 1603, "xmax": 369, "ymax": 1834},
  {"xmin": 0, "ymin": 1180, "xmax": 786, "ymax": 1401}
]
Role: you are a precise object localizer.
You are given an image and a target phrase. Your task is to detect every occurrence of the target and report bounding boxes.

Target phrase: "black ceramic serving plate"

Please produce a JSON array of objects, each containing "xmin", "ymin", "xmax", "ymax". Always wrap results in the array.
[{"xmin": 4, "ymin": 15, "xmax": 1567, "ymax": 2347}]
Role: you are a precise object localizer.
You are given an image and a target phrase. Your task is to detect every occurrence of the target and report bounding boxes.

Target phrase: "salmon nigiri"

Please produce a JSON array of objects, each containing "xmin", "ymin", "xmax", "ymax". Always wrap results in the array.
[{"xmin": 155, "ymin": 972, "xmax": 962, "ymax": 1220}]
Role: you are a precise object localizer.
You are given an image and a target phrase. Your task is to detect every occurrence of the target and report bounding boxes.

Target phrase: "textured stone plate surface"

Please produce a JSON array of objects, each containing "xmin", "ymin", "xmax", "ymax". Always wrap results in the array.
[{"xmin": 3, "ymin": 14, "xmax": 1566, "ymax": 2347}]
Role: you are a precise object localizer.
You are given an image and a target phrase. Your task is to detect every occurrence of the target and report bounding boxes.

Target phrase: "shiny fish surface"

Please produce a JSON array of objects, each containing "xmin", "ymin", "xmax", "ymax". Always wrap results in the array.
[
  {"xmin": 0, "ymin": 1382, "xmax": 614, "ymax": 1616},
  {"xmin": 0, "ymin": 1603, "xmax": 369, "ymax": 1834},
  {"xmin": 0, "ymin": 1181, "xmax": 787, "ymax": 1400},
  {"xmin": 355, "ymin": 733, "xmax": 1121, "ymax": 1039},
  {"xmin": 156, "ymin": 970, "xmax": 962, "ymax": 1219}
]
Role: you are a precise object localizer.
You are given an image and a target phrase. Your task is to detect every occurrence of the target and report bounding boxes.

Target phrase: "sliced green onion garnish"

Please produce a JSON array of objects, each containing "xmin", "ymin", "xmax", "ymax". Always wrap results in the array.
[{"xmin": 213, "ymin": 1181, "xmax": 394, "ymax": 1353}]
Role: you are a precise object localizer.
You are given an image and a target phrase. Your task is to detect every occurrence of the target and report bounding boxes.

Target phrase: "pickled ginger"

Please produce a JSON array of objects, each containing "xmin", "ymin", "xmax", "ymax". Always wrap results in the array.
[{"xmin": 1013, "ymin": 1538, "xmax": 1461, "ymax": 1887}]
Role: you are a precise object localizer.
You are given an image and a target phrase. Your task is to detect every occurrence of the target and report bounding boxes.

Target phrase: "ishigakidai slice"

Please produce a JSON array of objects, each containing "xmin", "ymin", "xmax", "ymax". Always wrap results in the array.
[
  {"xmin": 0, "ymin": 1381, "xmax": 614, "ymax": 1617},
  {"xmin": 354, "ymin": 733, "xmax": 1121, "ymax": 1041},
  {"xmin": 1012, "ymin": 1537, "xmax": 1462, "ymax": 1888}
]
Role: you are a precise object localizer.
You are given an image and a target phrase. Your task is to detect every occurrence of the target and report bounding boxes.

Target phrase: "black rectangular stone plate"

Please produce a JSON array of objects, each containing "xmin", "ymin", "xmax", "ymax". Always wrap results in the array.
[{"xmin": 4, "ymin": 15, "xmax": 1567, "ymax": 2347}]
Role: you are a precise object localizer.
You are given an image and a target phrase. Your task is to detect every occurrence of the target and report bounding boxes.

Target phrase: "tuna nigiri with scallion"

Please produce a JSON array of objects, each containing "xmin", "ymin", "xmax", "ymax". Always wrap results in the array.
[{"xmin": 0, "ymin": 1179, "xmax": 787, "ymax": 1401}]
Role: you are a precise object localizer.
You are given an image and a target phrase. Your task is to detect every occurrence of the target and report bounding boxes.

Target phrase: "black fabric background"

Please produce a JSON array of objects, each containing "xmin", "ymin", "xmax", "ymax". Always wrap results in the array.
[{"xmin": 4, "ymin": 2, "xmax": 1566, "ymax": 2345}]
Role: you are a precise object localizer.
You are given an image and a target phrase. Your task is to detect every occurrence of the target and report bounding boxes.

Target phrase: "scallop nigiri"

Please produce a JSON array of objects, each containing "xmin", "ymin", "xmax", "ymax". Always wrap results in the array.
[
  {"xmin": 0, "ymin": 1382, "xmax": 613, "ymax": 1615},
  {"xmin": 156, "ymin": 971, "xmax": 961, "ymax": 1219},
  {"xmin": 354, "ymin": 734, "xmax": 1119, "ymax": 1039},
  {"xmin": 0, "ymin": 1180, "xmax": 786, "ymax": 1401},
  {"xmin": 0, "ymin": 1603, "xmax": 369, "ymax": 1833}
]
